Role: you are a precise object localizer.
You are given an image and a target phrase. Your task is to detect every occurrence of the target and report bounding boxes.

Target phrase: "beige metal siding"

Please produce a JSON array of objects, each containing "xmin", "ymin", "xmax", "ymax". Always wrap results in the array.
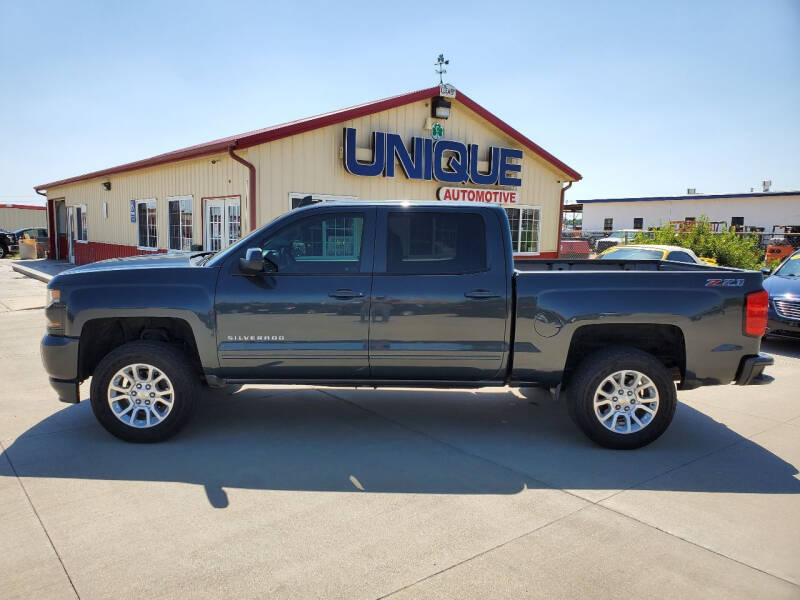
[
  {"xmin": 247, "ymin": 98, "xmax": 565, "ymax": 252},
  {"xmin": 44, "ymin": 96, "xmax": 570, "ymax": 254},
  {"xmin": 0, "ymin": 206, "xmax": 47, "ymax": 231},
  {"xmin": 47, "ymin": 153, "xmax": 248, "ymax": 248}
]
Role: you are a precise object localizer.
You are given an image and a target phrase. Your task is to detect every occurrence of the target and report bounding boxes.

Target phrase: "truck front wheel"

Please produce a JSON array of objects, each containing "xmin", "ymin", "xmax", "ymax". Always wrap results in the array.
[
  {"xmin": 567, "ymin": 347, "xmax": 677, "ymax": 449},
  {"xmin": 89, "ymin": 341, "xmax": 200, "ymax": 442}
]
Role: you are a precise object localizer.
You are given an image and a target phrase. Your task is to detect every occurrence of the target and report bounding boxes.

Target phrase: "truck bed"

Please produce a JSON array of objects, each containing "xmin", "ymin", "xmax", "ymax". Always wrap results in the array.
[{"xmin": 510, "ymin": 260, "xmax": 764, "ymax": 389}]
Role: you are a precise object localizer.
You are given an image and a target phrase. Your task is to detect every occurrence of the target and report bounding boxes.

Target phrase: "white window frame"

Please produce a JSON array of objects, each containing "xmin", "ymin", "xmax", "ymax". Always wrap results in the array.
[
  {"xmin": 167, "ymin": 195, "xmax": 193, "ymax": 252},
  {"xmin": 135, "ymin": 198, "xmax": 158, "ymax": 250},
  {"xmin": 504, "ymin": 205, "xmax": 542, "ymax": 255},
  {"xmin": 74, "ymin": 204, "xmax": 88, "ymax": 243},
  {"xmin": 288, "ymin": 192, "xmax": 357, "ymax": 211}
]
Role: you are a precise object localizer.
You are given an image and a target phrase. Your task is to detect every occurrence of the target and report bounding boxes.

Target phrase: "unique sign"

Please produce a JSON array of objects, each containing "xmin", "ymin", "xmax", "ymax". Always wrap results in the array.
[
  {"xmin": 130, "ymin": 199, "xmax": 136, "ymax": 223},
  {"xmin": 431, "ymin": 122, "xmax": 444, "ymax": 141},
  {"xmin": 438, "ymin": 187, "xmax": 518, "ymax": 204},
  {"xmin": 343, "ymin": 127, "xmax": 522, "ymax": 186}
]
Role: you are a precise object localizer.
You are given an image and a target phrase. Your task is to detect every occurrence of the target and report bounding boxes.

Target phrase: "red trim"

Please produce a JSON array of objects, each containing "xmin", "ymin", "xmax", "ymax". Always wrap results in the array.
[
  {"xmin": 228, "ymin": 150, "xmax": 257, "ymax": 231},
  {"xmin": 34, "ymin": 86, "xmax": 581, "ymax": 191},
  {"xmin": 73, "ymin": 241, "xmax": 165, "ymax": 265},
  {"xmin": 514, "ymin": 252, "xmax": 559, "ymax": 260},
  {"xmin": 1, "ymin": 203, "xmax": 46, "ymax": 210}
]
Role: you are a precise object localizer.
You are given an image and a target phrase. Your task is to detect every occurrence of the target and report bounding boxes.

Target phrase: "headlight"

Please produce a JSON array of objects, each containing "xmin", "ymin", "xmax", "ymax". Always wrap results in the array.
[{"xmin": 45, "ymin": 289, "xmax": 65, "ymax": 334}]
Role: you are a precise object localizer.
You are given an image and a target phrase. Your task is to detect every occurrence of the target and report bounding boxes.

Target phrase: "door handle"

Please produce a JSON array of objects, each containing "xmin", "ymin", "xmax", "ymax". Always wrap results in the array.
[
  {"xmin": 464, "ymin": 289, "xmax": 501, "ymax": 299},
  {"xmin": 328, "ymin": 289, "xmax": 365, "ymax": 299}
]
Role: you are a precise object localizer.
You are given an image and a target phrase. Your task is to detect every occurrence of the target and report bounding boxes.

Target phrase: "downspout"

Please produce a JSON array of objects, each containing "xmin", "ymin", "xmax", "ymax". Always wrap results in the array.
[
  {"xmin": 228, "ymin": 147, "xmax": 257, "ymax": 231},
  {"xmin": 36, "ymin": 188, "xmax": 57, "ymax": 259},
  {"xmin": 556, "ymin": 181, "xmax": 573, "ymax": 257}
]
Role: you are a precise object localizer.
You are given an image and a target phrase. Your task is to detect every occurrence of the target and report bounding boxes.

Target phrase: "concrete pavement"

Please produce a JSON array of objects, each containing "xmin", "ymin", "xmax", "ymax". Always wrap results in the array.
[{"xmin": 0, "ymin": 260, "xmax": 798, "ymax": 599}]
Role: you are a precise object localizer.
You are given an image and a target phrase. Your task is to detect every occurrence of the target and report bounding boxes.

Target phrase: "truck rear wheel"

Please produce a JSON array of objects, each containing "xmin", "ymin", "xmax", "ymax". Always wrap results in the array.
[
  {"xmin": 89, "ymin": 341, "xmax": 199, "ymax": 442},
  {"xmin": 567, "ymin": 347, "xmax": 677, "ymax": 449}
]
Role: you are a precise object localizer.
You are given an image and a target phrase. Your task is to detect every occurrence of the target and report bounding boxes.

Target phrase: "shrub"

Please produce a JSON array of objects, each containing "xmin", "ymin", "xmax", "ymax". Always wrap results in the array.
[{"xmin": 632, "ymin": 216, "xmax": 764, "ymax": 270}]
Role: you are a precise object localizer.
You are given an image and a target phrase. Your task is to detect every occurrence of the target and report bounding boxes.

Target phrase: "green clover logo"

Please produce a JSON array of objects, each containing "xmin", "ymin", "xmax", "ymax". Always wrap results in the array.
[{"xmin": 431, "ymin": 122, "xmax": 444, "ymax": 141}]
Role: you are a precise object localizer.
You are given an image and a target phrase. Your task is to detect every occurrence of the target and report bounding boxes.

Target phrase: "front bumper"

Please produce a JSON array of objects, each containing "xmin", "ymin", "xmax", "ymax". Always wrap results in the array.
[
  {"xmin": 734, "ymin": 353, "xmax": 774, "ymax": 386},
  {"xmin": 40, "ymin": 334, "xmax": 81, "ymax": 403},
  {"xmin": 766, "ymin": 308, "xmax": 800, "ymax": 338}
]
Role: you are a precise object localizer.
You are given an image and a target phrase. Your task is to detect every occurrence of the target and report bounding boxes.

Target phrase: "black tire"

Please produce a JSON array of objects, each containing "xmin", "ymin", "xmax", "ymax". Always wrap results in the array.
[
  {"xmin": 90, "ymin": 340, "xmax": 200, "ymax": 442},
  {"xmin": 567, "ymin": 347, "xmax": 677, "ymax": 449},
  {"xmin": 0, "ymin": 244, "xmax": 8, "ymax": 258}
]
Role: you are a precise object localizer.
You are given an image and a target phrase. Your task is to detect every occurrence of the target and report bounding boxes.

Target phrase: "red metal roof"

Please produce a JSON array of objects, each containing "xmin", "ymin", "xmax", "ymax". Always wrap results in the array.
[
  {"xmin": 35, "ymin": 86, "xmax": 581, "ymax": 191},
  {"xmin": 1, "ymin": 203, "xmax": 46, "ymax": 210}
]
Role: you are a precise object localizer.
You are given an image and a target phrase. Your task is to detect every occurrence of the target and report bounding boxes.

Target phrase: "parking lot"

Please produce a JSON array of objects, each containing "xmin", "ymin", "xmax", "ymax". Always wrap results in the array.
[{"xmin": 1, "ymin": 259, "xmax": 798, "ymax": 599}]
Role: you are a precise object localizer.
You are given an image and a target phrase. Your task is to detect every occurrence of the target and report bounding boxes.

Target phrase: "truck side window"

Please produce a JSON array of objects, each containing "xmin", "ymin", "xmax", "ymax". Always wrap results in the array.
[
  {"xmin": 666, "ymin": 250, "xmax": 695, "ymax": 263},
  {"xmin": 386, "ymin": 212, "xmax": 486, "ymax": 274},
  {"xmin": 260, "ymin": 212, "xmax": 365, "ymax": 274}
]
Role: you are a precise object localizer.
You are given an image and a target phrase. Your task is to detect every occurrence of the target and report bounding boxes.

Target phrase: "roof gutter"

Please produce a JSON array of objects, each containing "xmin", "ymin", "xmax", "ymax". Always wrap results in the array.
[
  {"xmin": 556, "ymin": 181, "xmax": 573, "ymax": 257},
  {"xmin": 228, "ymin": 147, "xmax": 257, "ymax": 231}
]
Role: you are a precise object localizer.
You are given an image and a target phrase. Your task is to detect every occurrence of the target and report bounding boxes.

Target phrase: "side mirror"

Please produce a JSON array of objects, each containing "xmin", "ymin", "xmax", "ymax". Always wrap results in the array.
[
  {"xmin": 760, "ymin": 267, "xmax": 772, "ymax": 277},
  {"xmin": 239, "ymin": 248, "xmax": 265, "ymax": 275}
]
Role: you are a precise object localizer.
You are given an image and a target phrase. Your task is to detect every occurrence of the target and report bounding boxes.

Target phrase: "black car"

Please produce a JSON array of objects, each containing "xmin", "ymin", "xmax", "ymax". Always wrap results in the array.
[
  {"xmin": 763, "ymin": 249, "xmax": 800, "ymax": 339},
  {"xmin": 0, "ymin": 229, "xmax": 17, "ymax": 258}
]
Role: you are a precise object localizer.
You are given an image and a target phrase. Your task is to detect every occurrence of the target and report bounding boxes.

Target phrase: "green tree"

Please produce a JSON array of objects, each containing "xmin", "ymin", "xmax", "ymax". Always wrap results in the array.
[{"xmin": 632, "ymin": 216, "xmax": 763, "ymax": 269}]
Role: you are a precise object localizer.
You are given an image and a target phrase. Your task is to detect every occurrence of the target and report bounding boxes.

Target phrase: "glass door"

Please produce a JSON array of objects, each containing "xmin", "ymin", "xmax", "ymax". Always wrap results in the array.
[
  {"xmin": 205, "ymin": 197, "xmax": 241, "ymax": 251},
  {"xmin": 66, "ymin": 206, "xmax": 75, "ymax": 263}
]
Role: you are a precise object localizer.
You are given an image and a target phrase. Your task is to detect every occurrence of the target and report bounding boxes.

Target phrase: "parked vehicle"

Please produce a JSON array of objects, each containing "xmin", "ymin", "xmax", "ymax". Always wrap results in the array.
[
  {"xmin": 558, "ymin": 236, "xmax": 592, "ymax": 258},
  {"xmin": 14, "ymin": 227, "xmax": 49, "ymax": 257},
  {"xmin": 765, "ymin": 226, "xmax": 800, "ymax": 264},
  {"xmin": 763, "ymin": 250, "xmax": 800, "ymax": 339},
  {"xmin": 594, "ymin": 229, "xmax": 640, "ymax": 253},
  {"xmin": 41, "ymin": 202, "xmax": 773, "ymax": 449},
  {"xmin": 0, "ymin": 229, "xmax": 15, "ymax": 258},
  {"xmin": 599, "ymin": 244, "xmax": 717, "ymax": 265}
]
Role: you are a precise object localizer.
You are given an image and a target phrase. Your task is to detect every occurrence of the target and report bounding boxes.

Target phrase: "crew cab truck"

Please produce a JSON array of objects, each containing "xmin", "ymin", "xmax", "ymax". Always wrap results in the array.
[{"xmin": 41, "ymin": 202, "xmax": 773, "ymax": 449}]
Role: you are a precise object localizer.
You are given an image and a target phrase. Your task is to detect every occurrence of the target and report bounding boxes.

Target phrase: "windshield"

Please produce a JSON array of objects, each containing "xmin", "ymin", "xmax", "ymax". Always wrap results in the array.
[
  {"xmin": 774, "ymin": 255, "xmax": 800, "ymax": 276},
  {"xmin": 600, "ymin": 248, "xmax": 663, "ymax": 260}
]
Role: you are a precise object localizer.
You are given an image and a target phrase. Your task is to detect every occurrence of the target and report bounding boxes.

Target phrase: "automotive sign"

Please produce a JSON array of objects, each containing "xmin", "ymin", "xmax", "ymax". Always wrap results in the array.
[
  {"xmin": 437, "ymin": 187, "xmax": 518, "ymax": 204},
  {"xmin": 343, "ymin": 127, "xmax": 522, "ymax": 186}
]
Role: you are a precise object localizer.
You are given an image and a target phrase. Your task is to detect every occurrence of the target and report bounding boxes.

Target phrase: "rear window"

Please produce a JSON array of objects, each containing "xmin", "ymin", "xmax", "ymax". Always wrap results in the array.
[
  {"xmin": 387, "ymin": 212, "xmax": 486, "ymax": 274},
  {"xmin": 600, "ymin": 248, "xmax": 663, "ymax": 260}
]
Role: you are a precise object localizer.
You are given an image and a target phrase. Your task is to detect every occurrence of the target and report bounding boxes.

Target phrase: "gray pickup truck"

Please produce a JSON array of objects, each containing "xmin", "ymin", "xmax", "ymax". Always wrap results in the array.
[{"xmin": 41, "ymin": 202, "xmax": 773, "ymax": 449}]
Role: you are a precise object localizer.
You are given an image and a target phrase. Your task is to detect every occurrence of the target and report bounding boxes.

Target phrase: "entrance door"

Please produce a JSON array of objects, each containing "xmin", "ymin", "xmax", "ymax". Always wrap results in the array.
[
  {"xmin": 66, "ymin": 206, "xmax": 76, "ymax": 264},
  {"xmin": 205, "ymin": 197, "xmax": 241, "ymax": 251},
  {"xmin": 54, "ymin": 200, "xmax": 67, "ymax": 260}
]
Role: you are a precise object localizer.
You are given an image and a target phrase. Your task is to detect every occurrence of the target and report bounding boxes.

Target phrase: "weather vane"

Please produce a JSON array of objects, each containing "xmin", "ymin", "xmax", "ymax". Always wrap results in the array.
[{"xmin": 435, "ymin": 54, "xmax": 449, "ymax": 85}]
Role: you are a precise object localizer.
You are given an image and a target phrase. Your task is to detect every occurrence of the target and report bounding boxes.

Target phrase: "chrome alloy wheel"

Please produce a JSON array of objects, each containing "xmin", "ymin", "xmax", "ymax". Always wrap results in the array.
[
  {"xmin": 593, "ymin": 370, "xmax": 659, "ymax": 435},
  {"xmin": 107, "ymin": 363, "xmax": 175, "ymax": 428}
]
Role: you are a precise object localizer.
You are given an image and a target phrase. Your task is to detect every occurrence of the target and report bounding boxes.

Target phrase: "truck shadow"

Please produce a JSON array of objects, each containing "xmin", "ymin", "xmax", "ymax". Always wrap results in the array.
[{"xmin": 3, "ymin": 385, "xmax": 798, "ymax": 508}]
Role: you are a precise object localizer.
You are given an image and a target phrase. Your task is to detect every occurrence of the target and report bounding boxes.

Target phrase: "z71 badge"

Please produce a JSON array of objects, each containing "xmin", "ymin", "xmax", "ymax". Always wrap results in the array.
[{"xmin": 705, "ymin": 278, "xmax": 745, "ymax": 287}]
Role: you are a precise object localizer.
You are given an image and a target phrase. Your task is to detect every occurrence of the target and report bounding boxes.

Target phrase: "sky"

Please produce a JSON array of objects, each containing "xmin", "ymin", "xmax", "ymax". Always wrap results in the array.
[{"xmin": 1, "ymin": 0, "xmax": 798, "ymax": 206}]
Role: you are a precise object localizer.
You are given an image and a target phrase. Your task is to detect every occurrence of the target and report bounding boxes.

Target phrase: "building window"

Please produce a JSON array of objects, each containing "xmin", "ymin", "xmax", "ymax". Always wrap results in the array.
[
  {"xmin": 289, "ymin": 193, "xmax": 357, "ymax": 210},
  {"xmin": 603, "ymin": 218, "xmax": 613, "ymax": 232},
  {"xmin": 504, "ymin": 207, "xmax": 541, "ymax": 254},
  {"xmin": 633, "ymin": 218, "xmax": 643, "ymax": 230},
  {"xmin": 731, "ymin": 217, "xmax": 744, "ymax": 229},
  {"xmin": 136, "ymin": 199, "xmax": 158, "ymax": 249},
  {"xmin": 75, "ymin": 205, "xmax": 88, "ymax": 241},
  {"xmin": 167, "ymin": 196, "xmax": 193, "ymax": 251}
]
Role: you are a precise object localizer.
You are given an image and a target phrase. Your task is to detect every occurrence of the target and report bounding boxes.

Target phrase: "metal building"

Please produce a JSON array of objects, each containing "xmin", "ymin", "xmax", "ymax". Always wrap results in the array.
[
  {"xmin": 580, "ymin": 190, "xmax": 800, "ymax": 233},
  {"xmin": 0, "ymin": 204, "xmax": 47, "ymax": 231},
  {"xmin": 35, "ymin": 86, "xmax": 580, "ymax": 265}
]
